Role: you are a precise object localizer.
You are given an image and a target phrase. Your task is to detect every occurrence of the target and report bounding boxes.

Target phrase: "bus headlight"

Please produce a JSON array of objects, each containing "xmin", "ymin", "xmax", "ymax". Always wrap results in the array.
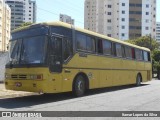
[{"xmin": 30, "ymin": 74, "xmax": 43, "ymax": 80}]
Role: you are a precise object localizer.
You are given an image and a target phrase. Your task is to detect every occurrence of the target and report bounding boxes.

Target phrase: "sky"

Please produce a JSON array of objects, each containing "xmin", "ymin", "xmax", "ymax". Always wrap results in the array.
[
  {"xmin": 36, "ymin": 0, "xmax": 84, "ymax": 27},
  {"xmin": 36, "ymin": 0, "xmax": 160, "ymax": 28}
]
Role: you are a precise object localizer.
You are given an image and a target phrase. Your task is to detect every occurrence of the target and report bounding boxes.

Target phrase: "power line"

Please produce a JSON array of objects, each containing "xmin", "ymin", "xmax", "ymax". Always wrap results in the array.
[
  {"xmin": 37, "ymin": 7, "xmax": 59, "ymax": 16},
  {"xmin": 37, "ymin": 7, "xmax": 84, "ymax": 25}
]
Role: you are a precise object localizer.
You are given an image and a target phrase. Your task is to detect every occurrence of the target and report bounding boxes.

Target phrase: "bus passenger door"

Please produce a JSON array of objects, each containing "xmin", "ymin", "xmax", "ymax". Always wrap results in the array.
[
  {"xmin": 48, "ymin": 35, "xmax": 63, "ymax": 92},
  {"xmin": 49, "ymin": 35, "xmax": 63, "ymax": 73}
]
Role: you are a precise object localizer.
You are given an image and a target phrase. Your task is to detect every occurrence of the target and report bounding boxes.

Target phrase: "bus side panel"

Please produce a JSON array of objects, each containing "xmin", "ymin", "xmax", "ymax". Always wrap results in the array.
[
  {"xmin": 62, "ymin": 54, "xmax": 100, "ymax": 91},
  {"xmin": 136, "ymin": 61, "xmax": 152, "ymax": 82},
  {"xmin": 62, "ymin": 70, "xmax": 75, "ymax": 92},
  {"xmin": 136, "ymin": 61, "xmax": 145, "ymax": 72},
  {"xmin": 48, "ymin": 73, "xmax": 63, "ymax": 93},
  {"xmin": 99, "ymin": 70, "xmax": 113, "ymax": 88},
  {"xmin": 145, "ymin": 62, "xmax": 152, "ymax": 81},
  {"xmin": 61, "ymin": 69, "xmax": 100, "ymax": 92},
  {"xmin": 122, "ymin": 59, "xmax": 137, "ymax": 84},
  {"xmin": 141, "ymin": 71, "xmax": 147, "ymax": 82},
  {"xmin": 98, "ymin": 56, "xmax": 114, "ymax": 88}
]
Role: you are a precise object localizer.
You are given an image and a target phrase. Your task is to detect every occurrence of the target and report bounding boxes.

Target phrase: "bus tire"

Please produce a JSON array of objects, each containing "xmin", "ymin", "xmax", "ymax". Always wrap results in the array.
[
  {"xmin": 136, "ymin": 74, "xmax": 142, "ymax": 86},
  {"xmin": 73, "ymin": 75, "xmax": 86, "ymax": 97}
]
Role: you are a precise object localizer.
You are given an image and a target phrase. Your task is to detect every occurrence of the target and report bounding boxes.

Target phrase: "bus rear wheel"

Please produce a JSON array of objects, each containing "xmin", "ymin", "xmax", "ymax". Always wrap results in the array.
[
  {"xmin": 73, "ymin": 75, "xmax": 86, "ymax": 97},
  {"xmin": 136, "ymin": 74, "xmax": 142, "ymax": 86}
]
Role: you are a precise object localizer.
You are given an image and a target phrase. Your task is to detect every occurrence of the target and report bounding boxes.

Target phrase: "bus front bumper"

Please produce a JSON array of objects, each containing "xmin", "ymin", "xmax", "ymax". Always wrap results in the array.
[{"xmin": 5, "ymin": 80, "xmax": 56, "ymax": 94}]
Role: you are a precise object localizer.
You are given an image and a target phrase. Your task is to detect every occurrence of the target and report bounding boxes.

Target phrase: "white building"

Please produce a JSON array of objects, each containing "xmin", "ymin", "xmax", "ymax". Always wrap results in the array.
[
  {"xmin": 59, "ymin": 14, "xmax": 74, "ymax": 25},
  {"xmin": 0, "ymin": 0, "xmax": 11, "ymax": 52},
  {"xmin": 84, "ymin": 0, "xmax": 156, "ymax": 40},
  {"xmin": 156, "ymin": 22, "xmax": 160, "ymax": 42},
  {"xmin": 5, "ymin": 0, "xmax": 36, "ymax": 30}
]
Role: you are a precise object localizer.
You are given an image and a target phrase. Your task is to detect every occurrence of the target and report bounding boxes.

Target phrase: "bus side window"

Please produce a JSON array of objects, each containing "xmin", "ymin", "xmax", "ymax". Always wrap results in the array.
[
  {"xmin": 148, "ymin": 52, "xmax": 151, "ymax": 61},
  {"xmin": 63, "ymin": 38, "xmax": 72, "ymax": 61},
  {"xmin": 51, "ymin": 27, "xmax": 72, "ymax": 38},
  {"xmin": 143, "ymin": 51, "xmax": 148, "ymax": 61},
  {"xmin": 112, "ymin": 43, "xmax": 116, "ymax": 56},
  {"xmin": 132, "ymin": 48, "xmax": 135, "ymax": 59},
  {"xmin": 76, "ymin": 33, "xmax": 87, "ymax": 51},
  {"xmin": 121, "ymin": 45, "xmax": 125, "ymax": 58},
  {"xmin": 115, "ymin": 44, "xmax": 122, "ymax": 57},
  {"xmin": 135, "ymin": 49, "xmax": 143, "ymax": 61},
  {"xmin": 86, "ymin": 36, "xmax": 96, "ymax": 53},
  {"xmin": 125, "ymin": 46, "xmax": 132, "ymax": 59},
  {"xmin": 98, "ymin": 39, "xmax": 103, "ymax": 54},
  {"xmin": 103, "ymin": 40, "xmax": 112, "ymax": 55}
]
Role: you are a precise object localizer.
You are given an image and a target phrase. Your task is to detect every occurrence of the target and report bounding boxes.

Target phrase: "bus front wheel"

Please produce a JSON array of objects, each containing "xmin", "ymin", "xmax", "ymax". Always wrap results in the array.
[
  {"xmin": 136, "ymin": 74, "xmax": 142, "ymax": 86},
  {"xmin": 73, "ymin": 75, "xmax": 86, "ymax": 97}
]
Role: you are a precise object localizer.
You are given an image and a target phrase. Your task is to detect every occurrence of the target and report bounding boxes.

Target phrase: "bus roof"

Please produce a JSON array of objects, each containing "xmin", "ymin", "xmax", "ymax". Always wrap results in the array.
[{"xmin": 13, "ymin": 21, "xmax": 150, "ymax": 52}]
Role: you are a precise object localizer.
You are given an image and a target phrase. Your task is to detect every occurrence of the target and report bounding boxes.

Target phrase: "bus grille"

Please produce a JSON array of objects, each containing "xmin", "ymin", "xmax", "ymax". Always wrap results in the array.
[{"xmin": 11, "ymin": 74, "xmax": 27, "ymax": 80}]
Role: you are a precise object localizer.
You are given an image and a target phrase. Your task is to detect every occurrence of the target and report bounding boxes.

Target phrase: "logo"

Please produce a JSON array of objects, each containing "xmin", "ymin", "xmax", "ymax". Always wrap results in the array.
[
  {"xmin": 88, "ymin": 73, "xmax": 93, "ymax": 79},
  {"xmin": 2, "ymin": 112, "xmax": 11, "ymax": 117}
]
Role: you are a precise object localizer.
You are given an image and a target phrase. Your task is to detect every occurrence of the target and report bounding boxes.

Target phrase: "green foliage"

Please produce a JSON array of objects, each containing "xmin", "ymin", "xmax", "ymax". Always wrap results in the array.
[
  {"xmin": 153, "ymin": 61, "xmax": 160, "ymax": 70},
  {"xmin": 152, "ymin": 50, "xmax": 160, "ymax": 61},
  {"xmin": 125, "ymin": 36, "xmax": 159, "ymax": 51},
  {"xmin": 152, "ymin": 49, "xmax": 160, "ymax": 70},
  {"xmin": 12, "ymin": 22, "xmax": 33, "ymax": 32},
  {"xmin": 20, "ymin": 22, "xmax": 33, "ymax": 28}
]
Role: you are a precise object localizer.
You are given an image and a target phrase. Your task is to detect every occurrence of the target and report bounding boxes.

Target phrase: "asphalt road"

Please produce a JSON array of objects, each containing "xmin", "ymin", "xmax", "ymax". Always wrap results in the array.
[{"xmin": 0, "ymin": 79, "xmax": 160, "ymax": 118}]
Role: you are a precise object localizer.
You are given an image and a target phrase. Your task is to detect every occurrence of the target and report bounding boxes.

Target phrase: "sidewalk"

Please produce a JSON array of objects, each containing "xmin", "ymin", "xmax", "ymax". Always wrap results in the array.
[{"xmin": 0, "ymin": 83, "xmax": 36, "ymax": 99}]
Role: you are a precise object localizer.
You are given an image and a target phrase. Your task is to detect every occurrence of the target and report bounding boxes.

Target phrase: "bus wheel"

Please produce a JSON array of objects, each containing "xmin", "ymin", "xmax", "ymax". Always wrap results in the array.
[
  {"xmin": 136, "ymin": 74, "xmax": 141, "ymax": 86},
  {"xmin": 73, "ymin": 75, "xmax": 86, "ymax": 97}
]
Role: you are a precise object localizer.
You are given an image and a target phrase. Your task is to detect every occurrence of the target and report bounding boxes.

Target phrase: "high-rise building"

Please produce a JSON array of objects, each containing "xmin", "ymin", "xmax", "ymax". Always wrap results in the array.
[
  {"xmin": 5, "ymin": 0, "xmax": 36, "ymax": 30},
  {"xmin": 0, "ymin": 0, "xmax": 11, "ymax": 52},
  {"xmin": 156, "ymin": 22, "xmax": 160, "ymax": 42},
  {"xmin": 59, "ymin": 14, "xmax": 74, "ymax": 25},
  {"xmin": 84, "ymin": 0, "xmax": 156, "ymax": 40}
]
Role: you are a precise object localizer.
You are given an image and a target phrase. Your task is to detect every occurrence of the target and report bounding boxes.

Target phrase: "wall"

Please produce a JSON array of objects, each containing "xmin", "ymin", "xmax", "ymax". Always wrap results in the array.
[{"xmin": 0, "ymin": 52, "xmax": 9, "ymax": 82}]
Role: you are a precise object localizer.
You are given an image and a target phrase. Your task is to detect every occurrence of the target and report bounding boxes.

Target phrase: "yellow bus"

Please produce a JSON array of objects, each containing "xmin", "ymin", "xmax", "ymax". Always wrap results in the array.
[{"xmin": 5, "ymin": 21, "xmax": 152, "ymax": 97}]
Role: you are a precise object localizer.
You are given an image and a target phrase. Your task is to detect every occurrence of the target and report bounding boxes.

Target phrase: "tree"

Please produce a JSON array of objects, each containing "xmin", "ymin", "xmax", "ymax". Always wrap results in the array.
[
  {"xmin": 152, "ymin": 49, "xmax": 160, "ymax": 79},
  {"xmin": 19, "ymin": 22, "xmax": 33, "ymax": 28},
  {"xmin": 125, "ymin": 36, "xmax": 159, "ymax": 51},
  {"xmin": 152, "ymin": 49, "xmax": 160, "ymax": 61}
]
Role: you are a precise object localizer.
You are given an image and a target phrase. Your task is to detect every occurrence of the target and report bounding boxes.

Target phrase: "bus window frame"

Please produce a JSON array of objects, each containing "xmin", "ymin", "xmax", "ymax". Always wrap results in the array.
[
  {"xmin": 76, "ymin": 31, "xmax": 96, "ymax": 54},
  {"xmin": 115, "ymin": 43, "xmax": 123, "ymax": 58},
  {"xmin": 124, "ymin": 46, "xmax": 133, "ymax": 60},
  {"xmin": 102, "ymin": 39, "xmax": 112, "ymax": 56},
  {"xmin": 50, "ymin": 26, "xmax": 73, "ymax": 64},
  {"xmin": 135, "ymin": 49, "xmax": 143, "ymax": 61}
]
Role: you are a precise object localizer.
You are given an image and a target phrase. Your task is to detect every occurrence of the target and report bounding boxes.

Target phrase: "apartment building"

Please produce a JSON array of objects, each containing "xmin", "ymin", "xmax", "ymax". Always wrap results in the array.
[
  {"xmin": 5, "ymin": 0, "xmax": 36, "ymax": 30},
  {"xmin": 0, "ymin": 0, "xmax": 11, "ymax": 52},
  {"xmin": 156, "ymin": 22, "xmax": 160, "ymax": 42},
  {"xmin": 59, "ymin": 14, "xmax": 74, "ymax": 25},
  {"xmin": 84, "ymin": 0, "xmax": 156, "ymax": 40}
]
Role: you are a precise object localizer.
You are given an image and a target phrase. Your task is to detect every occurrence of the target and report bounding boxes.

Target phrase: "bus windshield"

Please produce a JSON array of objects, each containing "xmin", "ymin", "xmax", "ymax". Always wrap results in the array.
[{"xmin": 10, "ymin": 35, "xmax": 47, "ymax": 65}]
